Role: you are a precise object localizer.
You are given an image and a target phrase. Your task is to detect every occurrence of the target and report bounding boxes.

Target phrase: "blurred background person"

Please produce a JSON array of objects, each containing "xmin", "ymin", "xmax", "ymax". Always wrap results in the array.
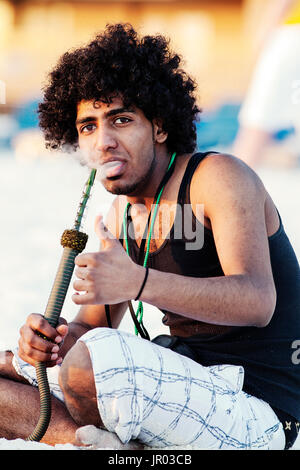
[{"xmin": 233, "ymin": 0, "xmax": 300, "ymax": 169}]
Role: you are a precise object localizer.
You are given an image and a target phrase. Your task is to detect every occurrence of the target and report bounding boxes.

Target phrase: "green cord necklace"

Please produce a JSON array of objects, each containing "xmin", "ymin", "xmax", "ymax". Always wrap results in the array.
[{"xmin": 123, "ymin": 151, "xmax": 177, "ymax": 336}]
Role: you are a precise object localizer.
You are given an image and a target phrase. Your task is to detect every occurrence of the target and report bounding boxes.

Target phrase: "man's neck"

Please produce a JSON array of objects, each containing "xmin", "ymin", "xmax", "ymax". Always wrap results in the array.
[{"xmin": 126, "ymin": 150, "xmax": 172, "ymax": 211}]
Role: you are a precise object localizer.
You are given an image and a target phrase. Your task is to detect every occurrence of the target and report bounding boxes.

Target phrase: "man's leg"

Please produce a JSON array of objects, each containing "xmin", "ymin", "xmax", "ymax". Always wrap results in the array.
[
  {"xmin": 71, "ymin": 327, "xmax": 285, "ymax": 450},
  {"xmin": 0, "ymin": 349, "xmax": 143, "ymax": 449},
  {"xmin": 58, "ymin": 340, "xmax": 144, "ymax": 449},
  {"xmin": 0, "ymin": 351, "xmax": 79, "ymax": 446},
  {"xmin": 58, "ymin": 341, "xmax": 103, "ymax": 428}
]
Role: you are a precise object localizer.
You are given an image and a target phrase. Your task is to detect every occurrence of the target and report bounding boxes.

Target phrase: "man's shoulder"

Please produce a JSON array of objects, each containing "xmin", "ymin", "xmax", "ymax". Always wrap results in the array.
[
  {"xmin": 194, "ymin": 151, "xmax": 257, "ymax": 179},
  {"xmin": 191, "ymin": 152, "xmax": 266, "ymax": 202}
]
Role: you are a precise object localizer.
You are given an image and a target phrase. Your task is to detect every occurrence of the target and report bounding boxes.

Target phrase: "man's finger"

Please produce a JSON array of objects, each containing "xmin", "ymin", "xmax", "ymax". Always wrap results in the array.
[
  {"xmin": 95, "ymin": 214, "xmax": 118, "ymax": 249},
  {"xmin": 74, "ymin": 252, "xmax": 98, "ymax": 267},
  {"xmin": 73, "ymin": 279, "xmax": 89, "ymax": 291},
  {"xmin": 26, "ymin": 314, "xmax": 60, "ymax": 343},
  {"xmin": 72, "ymin": 292, "xmax": 95, "ymax": 305}
]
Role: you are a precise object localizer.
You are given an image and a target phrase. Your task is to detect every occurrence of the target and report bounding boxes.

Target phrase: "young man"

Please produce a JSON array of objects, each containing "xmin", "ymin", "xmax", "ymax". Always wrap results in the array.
[{"xmin": 1, "ymin": 23, "xmax": 300, "ymax": 450}]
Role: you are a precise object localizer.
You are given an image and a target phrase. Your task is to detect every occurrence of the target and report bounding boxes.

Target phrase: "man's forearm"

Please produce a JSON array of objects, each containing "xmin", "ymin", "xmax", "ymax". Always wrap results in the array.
[{"xmin": 138, "ymin": 267, "xmax": 275, "ymax": 328}]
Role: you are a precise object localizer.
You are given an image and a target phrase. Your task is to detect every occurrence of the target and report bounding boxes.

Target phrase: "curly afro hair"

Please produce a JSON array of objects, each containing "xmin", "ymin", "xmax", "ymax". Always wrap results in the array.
[{"xmin": 38, "ymin": 23, "xmax": 201, "ymax": 155}]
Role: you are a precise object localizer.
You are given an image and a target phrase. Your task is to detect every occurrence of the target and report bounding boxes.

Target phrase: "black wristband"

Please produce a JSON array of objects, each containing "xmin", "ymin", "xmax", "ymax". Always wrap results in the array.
[{"xmin": 135, "ymin": 267, "xmax": 149, "ymax": 301}]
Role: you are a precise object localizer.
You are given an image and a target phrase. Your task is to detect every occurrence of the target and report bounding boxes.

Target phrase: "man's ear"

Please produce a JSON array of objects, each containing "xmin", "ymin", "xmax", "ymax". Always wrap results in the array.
[{"xmin": 152, "ymin": 118, "xmax": 168, "ymax": 144}]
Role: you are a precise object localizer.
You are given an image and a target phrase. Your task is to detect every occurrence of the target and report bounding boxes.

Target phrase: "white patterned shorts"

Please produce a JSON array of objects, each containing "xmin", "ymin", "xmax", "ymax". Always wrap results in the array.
[{"xmin": 12, "ymin": 327, "xmax": 285, "ymax": 449}]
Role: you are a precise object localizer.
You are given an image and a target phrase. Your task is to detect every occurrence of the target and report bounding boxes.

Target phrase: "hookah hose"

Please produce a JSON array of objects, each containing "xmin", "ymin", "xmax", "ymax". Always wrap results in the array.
[{"xmin": 26, "ymin": 168, "xmax": 97, "ymax": 442}]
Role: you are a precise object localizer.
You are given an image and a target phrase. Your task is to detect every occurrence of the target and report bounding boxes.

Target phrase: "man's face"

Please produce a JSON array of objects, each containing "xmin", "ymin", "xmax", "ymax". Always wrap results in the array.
[{"xmin": 76, "ymin": 97, "xmax": 157, "ymax": 195}]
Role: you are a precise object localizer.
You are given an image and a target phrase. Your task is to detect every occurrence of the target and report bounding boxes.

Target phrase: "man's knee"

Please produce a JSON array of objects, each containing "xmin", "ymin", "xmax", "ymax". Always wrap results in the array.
[
  {"xmin": 59, "ymin": 341, "xmax": 102, "ymax": 427},
  {"xmin": 0, "ymin": 351, "xmax": 29, "ymax": 383},
  {"xmin": 59, "ymin": 341, "xmax": 92, "ymax": 392}
]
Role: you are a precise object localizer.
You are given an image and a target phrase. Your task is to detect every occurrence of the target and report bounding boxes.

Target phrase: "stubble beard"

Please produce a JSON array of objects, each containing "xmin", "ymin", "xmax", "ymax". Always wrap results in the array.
[{"xmin": 103, "ymin": 147, "xmax": 157, "ymax": 196}]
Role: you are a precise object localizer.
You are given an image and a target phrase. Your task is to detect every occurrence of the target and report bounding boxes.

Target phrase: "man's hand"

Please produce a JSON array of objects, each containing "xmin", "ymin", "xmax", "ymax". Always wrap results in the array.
[
  {"xmin": 18, "ymin": 314, "xmax": 68, "ymax": 367},
  {"xmin": 72, "ymin": 214, "xmax": 143, "ymax": 306}
]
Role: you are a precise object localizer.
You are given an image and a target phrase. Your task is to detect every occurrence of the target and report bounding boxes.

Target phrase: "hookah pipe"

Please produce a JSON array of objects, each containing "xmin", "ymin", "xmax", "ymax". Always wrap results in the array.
[{"xmin": 26, "ymin": 168, "xmax": 97, "ymax": 442}]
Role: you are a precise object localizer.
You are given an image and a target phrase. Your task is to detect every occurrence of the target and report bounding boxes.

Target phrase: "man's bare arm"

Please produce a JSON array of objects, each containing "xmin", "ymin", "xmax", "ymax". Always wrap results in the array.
[
  {"xmin": 138, "ymin": 154, "xmax": 277, "ymax": 327},
  {"xmin": 71, "ymin": 156, "xmax": 276, "ymax": 327}
]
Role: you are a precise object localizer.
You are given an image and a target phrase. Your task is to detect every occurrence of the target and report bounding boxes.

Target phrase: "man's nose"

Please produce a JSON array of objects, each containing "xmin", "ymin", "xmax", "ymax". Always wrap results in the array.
[{"xmin": 95, "ymin": 126, "xmax": 117, "ymax": 152}]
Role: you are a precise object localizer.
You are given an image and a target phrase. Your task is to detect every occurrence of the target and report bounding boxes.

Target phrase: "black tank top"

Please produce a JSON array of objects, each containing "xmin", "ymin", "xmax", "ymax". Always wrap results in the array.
[{"xmin": 123, "ymin": 152, "xmax": 300, "ymax": 422}]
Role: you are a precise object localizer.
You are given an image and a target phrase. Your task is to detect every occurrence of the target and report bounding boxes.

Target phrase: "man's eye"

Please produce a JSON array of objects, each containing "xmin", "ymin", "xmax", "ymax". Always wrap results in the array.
[
  {"xmin": 81, "ymin": 124, "xmax": 96, "ymax": 133},
  {"xmin": 114, "ymin": 117, "xmax": 132, "ymax": 125}
]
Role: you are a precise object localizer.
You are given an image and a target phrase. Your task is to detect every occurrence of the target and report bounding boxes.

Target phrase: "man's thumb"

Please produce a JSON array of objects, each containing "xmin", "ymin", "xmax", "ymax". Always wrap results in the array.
[{"xmin": 94, "ymin": 214, "xmax": 118, "ymax": 248}]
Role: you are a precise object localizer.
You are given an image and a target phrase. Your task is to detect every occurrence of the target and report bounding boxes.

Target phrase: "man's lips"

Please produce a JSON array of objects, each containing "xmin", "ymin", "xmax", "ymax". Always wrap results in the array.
[{"xmin": 100, "ymin": 158, "xmax": 127, "ymax": 178}]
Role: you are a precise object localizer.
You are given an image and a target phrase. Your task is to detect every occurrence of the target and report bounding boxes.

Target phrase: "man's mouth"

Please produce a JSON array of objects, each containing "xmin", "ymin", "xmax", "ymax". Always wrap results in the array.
[{"xmin": 100, "ymin": 159, "xmax": 127, "ymax": 179}]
